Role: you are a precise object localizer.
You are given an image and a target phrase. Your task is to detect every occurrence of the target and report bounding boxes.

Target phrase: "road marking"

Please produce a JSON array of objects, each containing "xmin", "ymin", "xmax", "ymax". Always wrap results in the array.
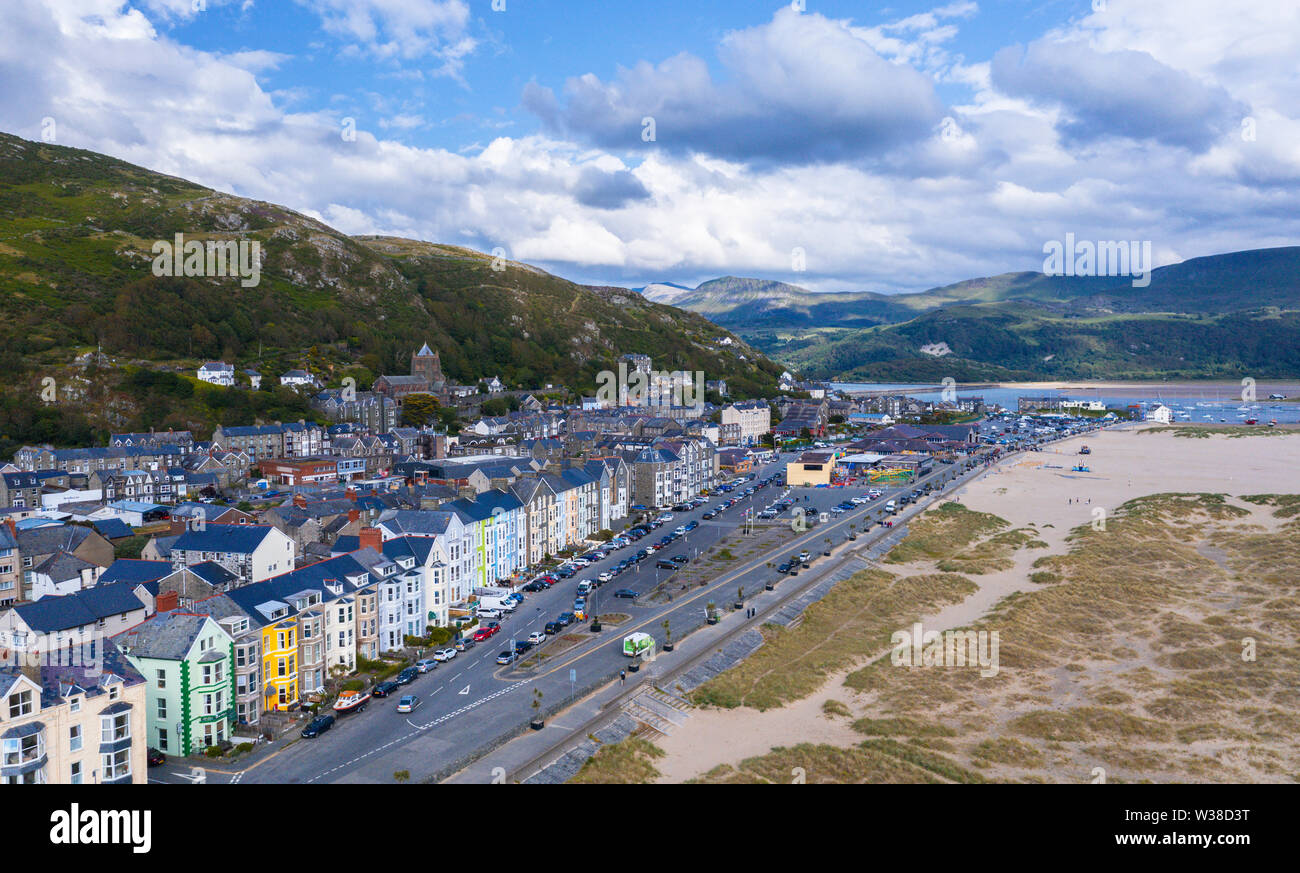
[{"xmin": 458, "ymin": 684, "xmax": 470, "ymax": 695}]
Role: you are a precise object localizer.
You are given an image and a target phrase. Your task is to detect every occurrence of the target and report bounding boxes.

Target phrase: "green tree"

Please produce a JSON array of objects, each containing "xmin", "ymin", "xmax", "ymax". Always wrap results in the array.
[{"xmin": 401, "ymin": 393, "xmax": 440, "ymax": 426}]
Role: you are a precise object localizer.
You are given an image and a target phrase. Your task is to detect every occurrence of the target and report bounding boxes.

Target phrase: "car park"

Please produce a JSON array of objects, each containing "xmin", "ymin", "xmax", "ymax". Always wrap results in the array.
[
  {"xmin": 301, "ymin": 714, "xmax": 335, "ymax": 738},
  {"xmin": 396, "ymin": 695, "xmax": 417, "ymax": 713}
]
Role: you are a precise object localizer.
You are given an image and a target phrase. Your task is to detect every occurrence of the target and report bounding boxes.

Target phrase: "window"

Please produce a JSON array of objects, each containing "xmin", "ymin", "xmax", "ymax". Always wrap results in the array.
[
  {"xmin": 157, "ymin": 698, "xmax": 167, "ymax": 720},
  {"xmin": 7, "ymin": 690, "xmax": 32, "ymax": 718},
  {"xmin": 3, "ymin": 733, "xmax": 44, "ymax": 766},
  {"xmin": 70, "ymin": 761, "xmax": 82, "ymax": 784},
  {"xmin": 101, "ymin": 748, "xmax": 131, "ymax": 781},
  {"xmin": 69, "ymin": 724, "xmax": 82, "ymax": 752},
  {"xmin": 69, "ymin": 696, "xmax": 80, "ymax": 713},
  {"xmin": 158, "ymin": 728, "xmax": 168, "ymax": 752},
  {"xmin": 100, "ymin": 712, "xmax": 130, "ymax": 743},
  {"xmin": 201, "ymin": 662, "xmax": 223, "ymax": 685},
  {"xmin": 108, "ymin": 685, "xmax": 120, "ymax": 701},
  {"xmin": 156, "ymin": 669, "xmax": 166, "ymax": 688}
]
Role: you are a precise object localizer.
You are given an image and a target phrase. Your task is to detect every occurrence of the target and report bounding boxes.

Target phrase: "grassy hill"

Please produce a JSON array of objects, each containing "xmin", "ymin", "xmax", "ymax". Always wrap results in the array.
[{"xmin": 0, "ymin": 132, "xmax": 780, "ymax": 453}]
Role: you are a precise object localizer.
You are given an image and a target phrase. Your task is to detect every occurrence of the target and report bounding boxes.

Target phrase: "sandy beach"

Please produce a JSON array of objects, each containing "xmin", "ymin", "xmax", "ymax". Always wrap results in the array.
[{"xmin": 653, "ymin": 425, "xmax": 1300, "ymax": 783}]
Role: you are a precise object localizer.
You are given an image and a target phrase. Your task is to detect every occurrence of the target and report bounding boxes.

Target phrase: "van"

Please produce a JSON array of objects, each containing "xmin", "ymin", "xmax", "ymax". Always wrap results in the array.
[
  {"xmin": 885, "ymin": 500, "xmax": 896, "ymax": 512},
  {"xmin": 577, "ymin": 580, "xmax": 593, "ymax": 596}
]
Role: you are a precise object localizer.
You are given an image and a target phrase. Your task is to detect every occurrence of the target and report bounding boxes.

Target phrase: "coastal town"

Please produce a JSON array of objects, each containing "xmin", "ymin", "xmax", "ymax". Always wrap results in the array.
[{"xmin": 0, "ymin": 340, "xmax": 1147, "ymax": 785}]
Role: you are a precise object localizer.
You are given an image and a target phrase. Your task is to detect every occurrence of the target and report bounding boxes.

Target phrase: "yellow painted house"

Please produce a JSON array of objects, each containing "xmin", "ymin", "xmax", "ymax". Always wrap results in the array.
[{"xmin": 261, "ymin": 619, "xmax": 298, "ymax": 712}]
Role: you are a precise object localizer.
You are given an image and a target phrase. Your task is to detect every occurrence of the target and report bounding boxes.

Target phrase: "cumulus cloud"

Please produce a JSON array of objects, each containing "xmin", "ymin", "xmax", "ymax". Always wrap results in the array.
[
  {"xmin": 991, "ymin": 39, "xmax": 1247, "ymax": 150},
  {"xmin": 0, "ymin": 0, "xmax": 1298, "ymax": 297},
  {"xmin": 524, "ymin": 8, "xmax": 945, "ymax": 164}
]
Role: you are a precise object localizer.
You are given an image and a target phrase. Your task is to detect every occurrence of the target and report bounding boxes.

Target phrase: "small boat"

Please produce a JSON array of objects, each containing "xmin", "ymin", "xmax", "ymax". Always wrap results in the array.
[
  {"xmin": 333, "ymin": 690, "xmax": 370, "ymax": 713},
  {"xmin": 1245, "ymin": 418, "xmax": 1258, "ymax": 425}
]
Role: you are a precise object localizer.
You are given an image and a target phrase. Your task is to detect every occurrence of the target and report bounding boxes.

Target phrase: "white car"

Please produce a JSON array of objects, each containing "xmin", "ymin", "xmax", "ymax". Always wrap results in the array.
[
  {"xmin": 434, "ymin": 648, "xmax": 457, "ymax": 662},
  {"xmin": 528, "ymin": 631, "xmax": 547, "ymax": 644},
  {"xmin": 598, "ymin": 572, "xmax": 613, "ymax": 582}
]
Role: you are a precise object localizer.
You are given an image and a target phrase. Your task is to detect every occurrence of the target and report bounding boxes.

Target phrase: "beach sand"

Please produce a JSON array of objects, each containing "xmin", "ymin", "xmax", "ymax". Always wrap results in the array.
[{"xmin": 653, "ymin": 425, "xmax": 1300, "ymax": 783}]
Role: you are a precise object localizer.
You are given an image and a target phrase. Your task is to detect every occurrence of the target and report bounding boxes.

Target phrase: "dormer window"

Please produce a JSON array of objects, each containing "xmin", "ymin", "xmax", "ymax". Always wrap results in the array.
[{"xmin": 7, "ymin": 690, "xmax": 33, "ymax": 718}]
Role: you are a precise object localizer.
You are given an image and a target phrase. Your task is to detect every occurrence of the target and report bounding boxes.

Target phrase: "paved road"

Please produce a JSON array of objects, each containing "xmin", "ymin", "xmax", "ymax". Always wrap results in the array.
[{"xmin": 203, "ymin": 426, "xmax": 1101, "ymax": 784}]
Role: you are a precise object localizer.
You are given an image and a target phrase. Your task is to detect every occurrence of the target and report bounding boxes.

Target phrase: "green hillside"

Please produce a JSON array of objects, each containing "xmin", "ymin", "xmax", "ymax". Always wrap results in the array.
[{"xmin": 0, "ymin": 132, "xmax": 780, "ymax": 453}]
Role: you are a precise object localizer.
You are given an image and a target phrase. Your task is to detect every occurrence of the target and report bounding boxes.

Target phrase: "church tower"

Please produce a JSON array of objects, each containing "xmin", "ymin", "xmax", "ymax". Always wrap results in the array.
[{"xmin": 411, "ymin": 342, "xmax": 445, "ymax": 390}]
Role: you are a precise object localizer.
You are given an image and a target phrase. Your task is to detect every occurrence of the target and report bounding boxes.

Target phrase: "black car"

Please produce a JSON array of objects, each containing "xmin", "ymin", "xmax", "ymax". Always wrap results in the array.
[
  {"xmin": 614, "ymin": 589, "xmax": 639, "ymax": 599},
  {"xmin": 670, "ymin": 554, "xmax": 689, "ymax": 564},
  {"xmin": 372, "ymin": 680, "xmax": 401, "ymax": 697},
  {"xmin": 557, "ymin": 611, "xmax": 576, "ymax": 626},
  {"xmin": 301, "ymin": 714, "xmax": 335, "ymax": 738},
  {"xmin": 544, "ymin": 621, "xmax": 562, "ymax": 635},
  {"xmin": 521, "ymin": 581, "xmax": 547, "ymax": 592},
  {"xmin": 514, "ymin": 640, "xmax": 533, "ymax": 655},
  {"xmin": 396, "ymin": 667, "xmax": 418, "ymax": 685},
  {"xmin": 146, "ymin": 747, "xmax": 166, "ymax": 767}
]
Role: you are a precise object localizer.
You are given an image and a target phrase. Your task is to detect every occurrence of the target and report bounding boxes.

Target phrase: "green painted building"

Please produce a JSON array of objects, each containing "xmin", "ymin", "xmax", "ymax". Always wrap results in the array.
[{"xmin": 113, "ymin": 612, "xmax": 235, "ymax": 756}]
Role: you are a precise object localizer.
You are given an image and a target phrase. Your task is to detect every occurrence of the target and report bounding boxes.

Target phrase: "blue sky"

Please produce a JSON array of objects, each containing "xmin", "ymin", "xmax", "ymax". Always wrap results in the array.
[{"xmin": 3, "ymin": 0, "xmax": 1298, "ymax": 293}]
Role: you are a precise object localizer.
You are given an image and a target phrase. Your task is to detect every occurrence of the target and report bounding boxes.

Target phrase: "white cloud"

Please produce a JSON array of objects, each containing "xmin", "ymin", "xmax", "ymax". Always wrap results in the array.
[{"xmin": 0, "ymin": 0, "xmax": 1297, "ymax": 297}]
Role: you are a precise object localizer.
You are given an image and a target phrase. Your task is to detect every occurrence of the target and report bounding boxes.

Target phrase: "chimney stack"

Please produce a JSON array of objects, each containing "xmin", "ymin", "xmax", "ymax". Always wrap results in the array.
[
  {"xmin": 358, "ymin": 527, "xmax": 382, "ymax": 553},
  {"xmin": 347, "ymin": 508, "xmax": 360, "ymax": 523},
  {"xmin": 156, "ymin": 590, "xmax": 180, "ymax": 613},
  {"xmin": 293, "ymin": 493, "xmax": 307, "ymax": 509}
]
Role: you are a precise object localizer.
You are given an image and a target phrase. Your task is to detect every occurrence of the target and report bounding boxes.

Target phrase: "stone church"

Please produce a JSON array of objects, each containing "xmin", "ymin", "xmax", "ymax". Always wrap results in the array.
[{"xmin": 373, "ymin": 343, "xmax": 449, "ymax": 401}]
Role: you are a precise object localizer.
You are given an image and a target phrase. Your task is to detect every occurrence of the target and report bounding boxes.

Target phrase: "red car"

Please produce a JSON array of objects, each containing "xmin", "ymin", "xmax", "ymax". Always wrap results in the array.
[{"xmin": 473, "ymin": 625, "xmax": 500, "ymax": 642}]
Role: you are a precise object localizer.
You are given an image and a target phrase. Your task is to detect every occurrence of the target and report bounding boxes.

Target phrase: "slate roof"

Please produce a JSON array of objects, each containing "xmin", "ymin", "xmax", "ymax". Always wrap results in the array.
[
  {"xmin": 97, "ymin": 559, "xmax": 173, "ymax": 586},
  {"xmin": 92, "ymin": 518, "xmax": 134, "ymax": 540},
  {"xmin": 113, "ymin": 611, "xmax": 213, "ymax": 661},
  {"xmin": 12, "ymin": 583, "xmax": 149, "ymax": 633},
  {"xmin": 172, "ymin": 524, "xmax": 277, "ymax": 554}
]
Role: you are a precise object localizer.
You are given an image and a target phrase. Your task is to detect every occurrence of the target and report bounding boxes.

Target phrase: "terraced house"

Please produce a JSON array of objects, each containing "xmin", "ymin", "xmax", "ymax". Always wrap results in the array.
[
  {"xmin": 0, "ymin": 646, "xmax": 147, "ymax": 785},
  {"xmin": 114, "ymin": 612, "xmax": 235, "ymax": 756}
]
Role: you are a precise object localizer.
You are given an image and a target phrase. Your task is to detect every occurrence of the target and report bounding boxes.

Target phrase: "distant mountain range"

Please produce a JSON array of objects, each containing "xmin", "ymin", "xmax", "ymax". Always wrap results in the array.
[{"xmin": 640, "ymin": 247, "xmax": 1300, "ymax": 381}]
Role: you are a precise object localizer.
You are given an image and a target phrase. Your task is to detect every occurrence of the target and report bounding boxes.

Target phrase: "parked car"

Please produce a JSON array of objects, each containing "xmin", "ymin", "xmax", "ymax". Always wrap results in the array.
[
  {"xmin": 557, "ymin": 612, "xmax": 576, "ymax": 626},
  {"xmin": 372, "ymin": 680, "xmax": 400, "ymax": 698},
  {"xmin": 301, "ymin": 714, "xmax": 335, "ymax": 738},
  {"xmin": 496, "ymin": 651, "xmax": 515, "ymax": 665},
  {"xmin": 670, "ymin": 554, "xmax": 689, "ymax": 564},
  {"xmin": 396, "ymin": 667, "xmax": 418, "ymax": 685},
  {"xmin": 434, "ymin": 647, "xmax": 457, "ymax": 662},
  {"xmin": 544, "ymin": 621, "xmax": 562, "ymax": 635},
  {"xmin": 415, "ymin": 658, "xmax": 438, "ymax": 673},
  {"xmin": 528, "ymin": 631, "xmax": 547, "ymax": 644},
  {"xmin": 655, "ymin": 560, "xmax": 678, "ymax": 571},
  {"xmin": 396, "ymin": 695, "xmax": 417, "ymax": 713},
  {"xmin": 147, "ymin": 748, "xmax": 166, "ymax": 767},
  {"xmin": 614, "ymin": 589, "xmax": 639, "ymax": 599},
  {"xmin": 513, "ymin": 640, "xmax": 533, "ymax": 655},
  {"xmin": 453, "ymin": 637, "xmax": 475, "ymax": 652},
  {"xmin": 472, "ymin": 627, "xmax": 494, "ymax": 642}
]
